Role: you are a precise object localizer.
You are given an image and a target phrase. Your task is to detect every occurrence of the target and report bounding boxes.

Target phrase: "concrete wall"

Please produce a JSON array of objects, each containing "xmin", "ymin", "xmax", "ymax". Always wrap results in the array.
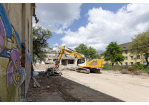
[{"xmin": 0, "ymin": 3, "xmax": 33, "ymax": 102}]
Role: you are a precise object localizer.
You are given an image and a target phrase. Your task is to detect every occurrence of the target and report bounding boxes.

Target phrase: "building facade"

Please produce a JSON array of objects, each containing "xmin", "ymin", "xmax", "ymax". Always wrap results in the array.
[
  {"xmin": 0, "ymin": 3, "xmax": 36, "ymax": 102},
  {"xmin": 101, "ymin": 42, "xmax": 148, "ymax": 66}
]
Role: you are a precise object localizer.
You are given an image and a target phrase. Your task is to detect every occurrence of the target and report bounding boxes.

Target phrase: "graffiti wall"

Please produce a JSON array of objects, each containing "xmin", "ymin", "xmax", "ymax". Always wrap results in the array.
[{"xmin": 0, "ymin": 4, "xmax": 31, "ymax": 102}]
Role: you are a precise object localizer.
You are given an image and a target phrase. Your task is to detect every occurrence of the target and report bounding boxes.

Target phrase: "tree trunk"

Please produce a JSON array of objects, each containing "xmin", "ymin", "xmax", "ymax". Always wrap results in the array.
[
  {"xmin": 112, "ymin": 63, "xmax": 114, "ymax": 67},
  {"xmin": 145, "ymin": 56, "xmax": 149, "ymax": 66}
]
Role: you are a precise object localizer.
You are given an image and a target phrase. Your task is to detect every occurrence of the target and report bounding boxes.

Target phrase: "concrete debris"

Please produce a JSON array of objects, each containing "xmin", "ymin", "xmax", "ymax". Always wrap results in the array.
[
  {"xmin": 33, "ymin": 81, "xmax": 37, "ymax": 88},
  {"xmin": 32, "ymin": 77, "xmax": 41, "ymax": 88},
  {"xmin": 47, "ymin": 86, "xmax": 50, "ymax": 89},
  {"xmin": 43, "ymin": 67, "xmax": 62, "ymax": 77}
]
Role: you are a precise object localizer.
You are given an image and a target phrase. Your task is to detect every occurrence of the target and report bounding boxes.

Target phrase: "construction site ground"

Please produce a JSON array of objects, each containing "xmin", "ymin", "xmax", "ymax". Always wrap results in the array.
[{"xmin": 24, "ymin": 65, "xmax": 149, "ymax": 102}]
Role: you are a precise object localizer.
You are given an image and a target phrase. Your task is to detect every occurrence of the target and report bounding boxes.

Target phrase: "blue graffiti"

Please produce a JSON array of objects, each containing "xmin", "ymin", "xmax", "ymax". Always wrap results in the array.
[
  {"xmin": 1, "ymin": 49, "xmax": 7, "ymax": 56},
  {"xmin": 0, "ymin": 3, "xmax": 12, "ymax": 38},
  {"xmin": 15, "ymin": 31, "xmax": 21, "ymax": 49}
]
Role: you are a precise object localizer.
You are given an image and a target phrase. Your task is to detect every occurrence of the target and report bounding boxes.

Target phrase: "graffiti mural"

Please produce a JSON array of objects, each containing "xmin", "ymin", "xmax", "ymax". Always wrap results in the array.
[{"xmin": 0, "ymin": 4, "xmax": 32, "ymax": 102}]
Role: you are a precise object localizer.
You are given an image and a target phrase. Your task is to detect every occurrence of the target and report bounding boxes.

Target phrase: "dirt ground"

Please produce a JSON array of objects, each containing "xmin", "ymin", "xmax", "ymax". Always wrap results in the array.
[{"xmin": 23, "ymin": 66, "xmax": 149, "ymax": 102}]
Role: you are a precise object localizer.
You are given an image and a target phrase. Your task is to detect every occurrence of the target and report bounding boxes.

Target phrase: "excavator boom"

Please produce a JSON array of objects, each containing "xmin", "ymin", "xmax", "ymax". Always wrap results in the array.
[{"xmin": 58, "ymin": 46, "xmax": 83, "ymax": 62}]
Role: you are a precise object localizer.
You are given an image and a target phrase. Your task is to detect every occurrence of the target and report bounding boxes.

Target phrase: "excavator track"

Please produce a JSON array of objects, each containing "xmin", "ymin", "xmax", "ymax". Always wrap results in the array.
[
  {"xmin": 90, "ymin": 68, "xmax": 101, "ymax": 73},
  {"xmin": 75, "ymin": 67, "xmax": 90, "ymax": 74}
]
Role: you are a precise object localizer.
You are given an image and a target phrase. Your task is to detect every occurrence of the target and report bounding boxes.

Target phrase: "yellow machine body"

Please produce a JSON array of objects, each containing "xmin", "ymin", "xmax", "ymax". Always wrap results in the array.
[{"xmin": 78, "ymin": 59, "xmax": 103, "ymax": 68}]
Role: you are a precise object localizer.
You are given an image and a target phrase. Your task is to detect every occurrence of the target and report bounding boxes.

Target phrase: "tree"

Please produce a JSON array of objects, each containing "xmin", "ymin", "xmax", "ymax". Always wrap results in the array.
[
  {"xmin": 75, "ymin": 43, "xmax": 100, "ymax": 59},
  {"xmin": 104, "ymin": 41, "xmax": 125, "ymax": 66},
  {"xmin": 33, "ymin": 25, "xmax": 52, "ymax": 63},
  {"xmin": 127, "ymin": 29, "xmax": 149, "ymax": 66}
]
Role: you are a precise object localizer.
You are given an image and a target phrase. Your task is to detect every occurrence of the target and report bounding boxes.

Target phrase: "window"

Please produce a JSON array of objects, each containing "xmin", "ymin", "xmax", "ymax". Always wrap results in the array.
[
  {"xmin": 137, "ymin": 55, "xmax": 140, "ymax": 59},
  {"xmin": 121, "ymin": 51, "xmax": 123, "ymax": 54},
  {"xmin": 125, "ymin": 50, "xmax": 128, "ymax": 54},
  {"xmin": 125, "ymin": 62, "xmax": 128, "ymax": 66},
  {"xmin": 130, "ymin": 56, "xmax": 133, "ymax": 60},
  {"xmin": 125, "ymin": 56, "xmax": 128, "ymax": 60},
  {"xmin": 111, "ymin": 63, "xmax": 114, "ymax": 66},
  {"xmin": 77, "ymin": 58, "xmax": 85, "ymax": 64},
  {"xmin": 68, "ymin": 60, "xmax": 74, "ymax": 64},
  {"xmin": 123, "ymin": 47, "xmax": 126, "ymax": 49},
  {"xmin": 130, "ymin": 62, "xmax": 133, "ymax": 66},
  {"xmin": 137, "ymin": 62, "xmax": 140, "ymax": 64},
  {"xmin": 53, "ymin": 59, "xmax": 58, "ymax": 61},
  {"xmin": 144, "ymin": 62, "xmax": 147, "ymax": 65},
  {"xmin": 120, "ymin": 63, "xmax": 122, "ymax": 66},
  {"xmin": 144, "ymin": 55, "xmax": 146, "ymax": 59}
]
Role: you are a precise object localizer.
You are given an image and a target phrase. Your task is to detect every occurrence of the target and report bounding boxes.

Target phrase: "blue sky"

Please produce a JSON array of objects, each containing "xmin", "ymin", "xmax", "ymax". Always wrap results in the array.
[{"xmin": 34, "ymin": 3, "xmax": 149, "ymax": 54}]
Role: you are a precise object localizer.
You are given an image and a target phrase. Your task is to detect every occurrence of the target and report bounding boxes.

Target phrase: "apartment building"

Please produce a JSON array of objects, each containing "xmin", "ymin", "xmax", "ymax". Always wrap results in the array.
[{"xmin": 101, "ymin": 42, "xmax": 148, "ymax": 66}]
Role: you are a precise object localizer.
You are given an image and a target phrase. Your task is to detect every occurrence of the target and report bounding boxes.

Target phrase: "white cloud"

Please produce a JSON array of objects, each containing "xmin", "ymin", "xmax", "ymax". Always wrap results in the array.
[
  {"xmin": 35, "ymin": 3, "xmax": 82, "ymax": 33},
  {"xmin": 60, "ymin": 3, "xmax": 149, "ymax": 54}
]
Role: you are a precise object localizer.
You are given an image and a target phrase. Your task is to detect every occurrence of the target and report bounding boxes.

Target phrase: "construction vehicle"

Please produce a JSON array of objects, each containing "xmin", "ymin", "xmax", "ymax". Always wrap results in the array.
[{"xmin": 56, "ymin": 46, "xmax": 103, "ymax": 74}]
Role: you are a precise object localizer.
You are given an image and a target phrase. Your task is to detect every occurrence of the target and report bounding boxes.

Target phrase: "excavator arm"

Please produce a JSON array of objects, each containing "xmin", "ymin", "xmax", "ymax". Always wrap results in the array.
[{"xmin": 57, "ymin": 46, "xmax": 83, "ymax": 63}]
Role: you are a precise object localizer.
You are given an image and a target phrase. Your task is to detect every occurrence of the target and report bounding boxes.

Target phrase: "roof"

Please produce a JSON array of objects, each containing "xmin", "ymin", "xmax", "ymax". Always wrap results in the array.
[
  {"xmin": 119, "ymin": 42, "xmax": 131, "ymax": 51},
  {"xmin": 100, "ymin": 42, "xmax": 131, "ymax": 56}
]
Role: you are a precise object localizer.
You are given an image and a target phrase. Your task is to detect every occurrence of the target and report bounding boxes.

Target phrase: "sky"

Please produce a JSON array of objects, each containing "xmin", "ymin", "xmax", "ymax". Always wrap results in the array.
[{"xmin": 33, "ymin": 3, "xmax": 149, "ymax": 54}]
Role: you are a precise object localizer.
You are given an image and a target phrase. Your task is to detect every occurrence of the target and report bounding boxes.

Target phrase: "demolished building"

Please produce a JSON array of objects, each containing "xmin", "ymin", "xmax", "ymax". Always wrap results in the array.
[{"xmin": 45, "ymin": 52, "xmax": 77, "ymax": 66}]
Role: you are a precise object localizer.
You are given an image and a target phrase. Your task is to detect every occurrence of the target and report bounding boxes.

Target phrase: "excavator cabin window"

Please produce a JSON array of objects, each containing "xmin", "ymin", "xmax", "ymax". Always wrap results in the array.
[{"xmin": 77, "ymin": 58, "xmax": 85, "ymax": 65}]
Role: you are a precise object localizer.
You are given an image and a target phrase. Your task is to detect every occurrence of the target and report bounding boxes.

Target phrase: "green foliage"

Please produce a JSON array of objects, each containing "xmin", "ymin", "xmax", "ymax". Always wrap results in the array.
[
  {"xmin": 127, "ymin": 29, "xmax": 149, "ymax": 66},
  {"xmin": 132, "ymin": 63, "xmax": 148, "ymax": 73},
  {"xmin": 48, "ymin": 47, "xmax": 53, "ymax": 51},
  {"xmin": 75, "ymin": 43, "xmax": 100, "ymax": 59},
  {"xmin": 103, "ymin": 62, "xmax": 148, "ymax": 73},
  {"xmin": 102, "ymin": 62, "xmax": 111, "ymax": 70},
  {"xmin": 133, "ymin": 63, "xmax": 144, "ymax": 69},
  {"xmin": 33, "ymin": 25, "xmax": 52, "ymax": 63},
  {"xmin": 102, "ymin": 62, "xmax": 126, "ymax": 71},
  {"xmin": 104, "ymin": 41, "xmax": 125, "ymax": 65}
]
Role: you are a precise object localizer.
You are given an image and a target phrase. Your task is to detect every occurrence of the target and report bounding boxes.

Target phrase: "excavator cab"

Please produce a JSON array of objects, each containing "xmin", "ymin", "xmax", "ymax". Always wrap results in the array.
[{"xmin": 77, "ymin": 58, "xmax": 86, "ymax": 66}]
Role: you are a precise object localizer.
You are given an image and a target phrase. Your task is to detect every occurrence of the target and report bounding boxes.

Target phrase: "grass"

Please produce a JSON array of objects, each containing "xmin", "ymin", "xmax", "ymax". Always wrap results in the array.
[{"xmin": 102, "ymin": 63, "xmax": 149, "ymax": 74}]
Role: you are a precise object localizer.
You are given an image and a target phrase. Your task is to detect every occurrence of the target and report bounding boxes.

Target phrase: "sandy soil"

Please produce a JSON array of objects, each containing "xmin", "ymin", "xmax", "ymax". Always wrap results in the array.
[{"xmin": 24, "ymin": 68, "xmax": 149, "ymax": 102}]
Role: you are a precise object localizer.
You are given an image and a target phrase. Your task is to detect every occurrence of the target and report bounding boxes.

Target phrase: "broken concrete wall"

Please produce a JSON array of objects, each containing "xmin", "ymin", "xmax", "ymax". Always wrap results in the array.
[
  {"xmin": 44, "ymin": 52, "xmax": 77, "ymax": 66},
  {"xmin": 0, "ymin": 3, "xmax": 33, "ymax": 102}
]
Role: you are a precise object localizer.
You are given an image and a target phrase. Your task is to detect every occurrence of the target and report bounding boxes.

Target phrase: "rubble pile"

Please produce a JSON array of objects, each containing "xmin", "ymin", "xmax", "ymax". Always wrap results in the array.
[
  {"xmin": 42, "ymin": 67, "xmax": 62, "ymax": 77},
  {"xmin": 59, "ymin": 65, "xmax": 77, "ymax": 71}
]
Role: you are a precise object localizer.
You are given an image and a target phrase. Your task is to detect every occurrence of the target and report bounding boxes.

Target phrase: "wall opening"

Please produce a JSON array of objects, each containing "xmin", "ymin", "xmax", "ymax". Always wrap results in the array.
[
  {"xmin": 68, "ymin": 60, "xmax": 74, "ymax": 64},
  {"xmin": 21, "ymin": 81, "xmax": 25, "ymax": 99},
  {"xmin": 62, "ymin": 60, "xmax": 67, "ymax": 65},
  {"xmin": 28, "ymin": 22, "xmax": 29, "ymax": 53},
  {"xmin": 21, "ymin": 3, "xmax": 26, "ymax": 43}
]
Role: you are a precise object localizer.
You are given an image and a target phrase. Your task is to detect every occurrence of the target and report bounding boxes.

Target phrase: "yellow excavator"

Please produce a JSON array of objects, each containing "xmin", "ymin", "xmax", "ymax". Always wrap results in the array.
[{"xmin": 55, "ymin": 46, "xmax": 103, "ymax": 74}]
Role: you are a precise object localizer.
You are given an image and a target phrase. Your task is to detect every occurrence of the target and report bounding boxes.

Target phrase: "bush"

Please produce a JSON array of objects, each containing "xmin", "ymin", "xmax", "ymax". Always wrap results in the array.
[
  {"xmin": 133, "ymin": 63, "xmax": 144, "ymax": 69},
  {"xmin": 132, "ymin": 63, "xmax": 148, "ymax": 73},
  {"xmin": 103, "ymin": 62, "xmax": 127, "ymax": 71},
  {"xmin": 102, "ymin": 62, "xmax": 111, "ymax": 70}
]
